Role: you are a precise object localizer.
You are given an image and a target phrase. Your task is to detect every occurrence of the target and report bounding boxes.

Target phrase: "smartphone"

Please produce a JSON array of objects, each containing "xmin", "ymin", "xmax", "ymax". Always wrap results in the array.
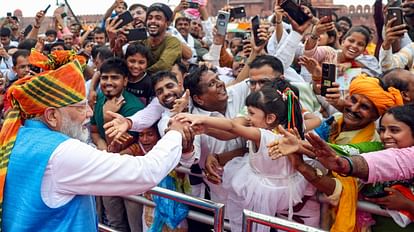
[
  {"xmin": 280, "ymin": 0, "xmax": 311, "ymax": 26},
  {"xmin": 320, "ymin": 63, "xmax": 336, "ymax": 96},
  {"xmin": 127, "ymin": 28, "xmax": 147, "ymax": 41},
  {"xmin": 251, "ymin": 15, "xmax": 265, "ymax": 46},
  {"xmin": 230, "ymin": 6, "xmax": 247, "ymax": 19},
  {"xmin": 388, "ymin": 0, "xmax": 402, "ymax": 7},
  {"xmin": 243, "ymin": 32, "xmax": 251, "ymax": 44},
  {"xmin": 187, "ymin": 1, "xmax": 199, "ymax": 9},
  {"xmin": 361, "ymin": 184, "xmax": 389, "ymax": 198},
  {"xmin": 319, "ymin": 9, "xmax": 332, "ymax": 22},
  {"xmin": 115, "ymin": 10, "xmax": 134, "ymax": 29},
  {"xmin": 6, "ymin": 12, "xmax": 12, "ymax": 17},
  {"xmin": 216, "ymin": 11, "xmax": 230, "ymax": 36},
  {"xmin": 387, "ymin": 7, "xmax": 404, "ymax": 27},
  {"xmin": 23, "ymin": 25, "xmax": 33, "ymax": 37},
  {"xmin": 44, "ymin": 4, "xmax": 51, "ymax": 14}
]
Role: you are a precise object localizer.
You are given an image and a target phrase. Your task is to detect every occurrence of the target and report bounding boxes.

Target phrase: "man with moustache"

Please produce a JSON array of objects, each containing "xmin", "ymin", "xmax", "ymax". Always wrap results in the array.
[
  {"xmin": 184, "ymin": 65, "xmax": 249, "ymax": 204},
  {"xmin": 90, "ymin": 57, "xmax": 145, "ymax": 232},
  {"xmin": 129, "ymin": 4, "xmax": 147, "ymax": 29},
  {"xmin": 0, "ymin": 59, "xmax": 192, "ymax": 231},
  {"xmin": 142, "ymin": 3, "xmax": 182, "ymax": 73},
  {"xmin": 174, "ymin": 16, "xmax": 197, "ymax": 63},
  {"xmin": 152, "ymin": 71, "xmax": 189, "ymax": 137},
  {"xmin": 322, "ymin": 74, "xmax": 402, "ymax": 145}
]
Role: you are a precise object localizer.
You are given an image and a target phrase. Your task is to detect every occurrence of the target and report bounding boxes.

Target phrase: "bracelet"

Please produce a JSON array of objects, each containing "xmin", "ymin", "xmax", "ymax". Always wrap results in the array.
[
  {"xmin": 33, "ymin": 25, "xmax": 40, "ymax": 29},
  {"xmin": 275, "ymin": 20, "xmax": 282, "ymax": 24},
  {"xmin": 338, "ymin": 156, "xmax": 354, "ymax": 177}
]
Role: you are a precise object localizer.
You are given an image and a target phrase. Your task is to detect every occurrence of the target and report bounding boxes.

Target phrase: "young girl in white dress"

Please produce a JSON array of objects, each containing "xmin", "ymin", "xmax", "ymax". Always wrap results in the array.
[{"xmin": 176, "ymin": 81, "xmax": 309, "ymax": 232}]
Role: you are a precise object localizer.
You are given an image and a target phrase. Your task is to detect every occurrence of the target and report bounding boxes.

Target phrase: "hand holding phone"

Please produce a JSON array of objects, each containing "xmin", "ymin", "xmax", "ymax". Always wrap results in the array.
[
  {"xmin": 387, "ymin": 7, "xmax": 404, "ymax": 27},
  {"xmin": 126, "ymin": 28, "xmax": 147, "ymax": 41},
  {"xmin": 230, "ymin": 6, "xmax": 246, "ymax": 19},
  {"xmin": 280, "ymin": 0, "xmax": 311, "ymax": 26},
  {"xmin": 216, "ymin": 11, "xmax": 230, "ymax": 36},
  {"xmin": 115, "ymin": 11, "xmax": 133, "ymax": 29},
  {"xmin": 187, "ymin": 0, "xmax": 199, "ymax": 9},
  {"xmin": 251, "ymin": 15, "xmax": 265, "ymax": 46},
  {"xmin": 44, "ymin": 4, "xmax": 51, "ymax": 14}
]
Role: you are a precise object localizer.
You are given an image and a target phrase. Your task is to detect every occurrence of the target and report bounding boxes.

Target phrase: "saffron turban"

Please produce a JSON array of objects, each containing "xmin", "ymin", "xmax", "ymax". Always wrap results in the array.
[
  {"xmin": 0, "ymin": 59, "xmax": 86, "ymax": 227},
  {"xmin": 349, "ymin": 74, "xmax": 403, "ymax": 115}
]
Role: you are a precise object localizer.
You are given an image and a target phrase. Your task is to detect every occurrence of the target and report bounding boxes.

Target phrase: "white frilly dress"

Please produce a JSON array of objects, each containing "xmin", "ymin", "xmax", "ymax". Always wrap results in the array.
[{"xmin": 222, "ymin": 129, "xmax": 308, "ymax": 232}]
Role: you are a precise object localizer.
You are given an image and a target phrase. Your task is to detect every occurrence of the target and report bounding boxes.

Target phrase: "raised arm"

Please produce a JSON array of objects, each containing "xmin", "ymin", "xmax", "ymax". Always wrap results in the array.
[{"xmin": 175, "ymin": 113, "xmax": 261, "ymax": 145}]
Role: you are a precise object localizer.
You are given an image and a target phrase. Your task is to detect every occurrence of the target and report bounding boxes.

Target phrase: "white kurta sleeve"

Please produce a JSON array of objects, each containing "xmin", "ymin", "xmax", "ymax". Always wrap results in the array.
[{"xmin": 49, "ymin": 130, "xmax": 183, "ymax": 196}]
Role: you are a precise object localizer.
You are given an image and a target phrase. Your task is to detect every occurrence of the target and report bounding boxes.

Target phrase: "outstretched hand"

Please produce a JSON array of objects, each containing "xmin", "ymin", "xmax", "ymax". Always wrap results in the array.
[
  {"xmin": 205, "ymin": 154, "xmax": 223, "ymax": 184},
  {"xmin": 304, "ymin": 133, "xmax": 348, "ymax": 173},
  {"xmin": 171, "ymin": 89, "xmax": 190, "ymax": 116},
  {"xmin": 104, "ymin": 111, "xmax": 131, "ymax": 140},
  {"xmin": 268, "ymin": 125, "xmax": 301, "ymax": 159},
  {"xmin": 365, "ymin": 187, "xmax": 413, "ymax": 211},
  {"xmin": 175, "ymin": 113, "xmax": 206, "ymax": 127}
]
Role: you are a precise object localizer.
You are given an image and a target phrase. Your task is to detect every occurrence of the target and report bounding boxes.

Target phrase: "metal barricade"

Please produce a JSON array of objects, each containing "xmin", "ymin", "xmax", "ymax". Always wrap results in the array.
[
  {"xmin": 101, "ymin": 186, "xmax": 226, "ymax": 232},
  {"xmin": 242, "ymin": 209, "xmax": 327, "ymax": 232},
  {"xmin": 148, "ymin": 186, "xmax": 225, "ymax": 232}
]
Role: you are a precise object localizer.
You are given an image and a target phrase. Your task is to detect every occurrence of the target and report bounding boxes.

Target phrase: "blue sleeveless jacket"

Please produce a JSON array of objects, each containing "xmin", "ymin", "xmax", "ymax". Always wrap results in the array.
[{"xmin": 3, "ymin": 120, "xmax": 97, "ymax": 231}]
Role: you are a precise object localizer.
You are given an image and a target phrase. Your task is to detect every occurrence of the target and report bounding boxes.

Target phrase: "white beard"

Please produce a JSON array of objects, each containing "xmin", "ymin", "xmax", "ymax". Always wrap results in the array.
[{"xmin": 60, "ymin": 113, "xmax": 90, "ymax": 143}]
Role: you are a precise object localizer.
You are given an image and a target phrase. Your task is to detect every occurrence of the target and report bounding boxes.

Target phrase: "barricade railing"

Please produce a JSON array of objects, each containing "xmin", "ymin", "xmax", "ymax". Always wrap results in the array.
[
  {"xmin": 101, "ymin": 186, "xmax": 226, "ymax": 232},
  {"xmin": 98, "ymin": 167, "xmax": 392, "ymax": 232},
  {"xmin": 242, "ymin": 209, "xmax": 327, "ymax": 232},
  {"xmin": 148, "ymin": 186, "xmax": 225, "ymax": 231}
]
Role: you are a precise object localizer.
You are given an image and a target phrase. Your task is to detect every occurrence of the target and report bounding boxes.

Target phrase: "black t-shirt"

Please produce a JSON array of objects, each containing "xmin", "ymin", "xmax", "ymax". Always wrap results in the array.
[{"xmin": 125, "ymin": 73, "xmax": 154, "ymax": 105}]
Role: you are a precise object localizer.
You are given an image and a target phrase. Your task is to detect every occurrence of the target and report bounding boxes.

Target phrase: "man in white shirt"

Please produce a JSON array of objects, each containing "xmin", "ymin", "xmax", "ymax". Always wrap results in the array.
[
  {"xmin": 184, "ymin": 65, "xmax": 249, "ymax": 203},
  {"xmin": 0, "ymin": 60, "xmax": 191, "ymax": 231}
]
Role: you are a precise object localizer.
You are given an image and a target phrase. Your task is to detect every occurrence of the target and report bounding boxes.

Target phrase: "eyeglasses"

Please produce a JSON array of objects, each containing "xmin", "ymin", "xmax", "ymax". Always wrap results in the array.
[
  {"xmin": 246, "ymin": 78, "xmax": 272, "ymax": 86},
  {"xmin": 65, "ymin": 100, "xmax": 91, "ymax": 114}
]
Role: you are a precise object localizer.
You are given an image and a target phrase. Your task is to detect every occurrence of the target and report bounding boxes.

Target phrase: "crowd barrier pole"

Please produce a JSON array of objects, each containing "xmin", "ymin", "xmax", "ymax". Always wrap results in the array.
[
  {"xmin": 122, "ymin": 195, "xmax": 232, "ymax": 230},
  {"xmin": 242, "ymin": 209, "xmax": 327, "ymax": 232},
  {"xmin": 98, "ymin": 223, "xmax": 119, "ymax": 232},
  {"xmin": 148, "ymin": 186, "xmax": 225, "ymax": 232}
]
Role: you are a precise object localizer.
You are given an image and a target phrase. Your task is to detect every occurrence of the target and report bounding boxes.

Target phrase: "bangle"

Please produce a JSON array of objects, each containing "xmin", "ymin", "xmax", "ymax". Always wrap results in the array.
[
  {"xmin": 33, "ymin": 25, "xmax": 40, "ymax": 29},
  {"xmin": 338, "ymin": 156, "xmax": 354, "ymax": 177}
]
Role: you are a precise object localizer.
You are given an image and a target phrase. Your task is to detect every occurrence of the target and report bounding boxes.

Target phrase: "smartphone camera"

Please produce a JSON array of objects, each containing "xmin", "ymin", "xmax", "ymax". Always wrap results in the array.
[
  {"xmin": 320, "ymin": 63, "xmax": 336, "ymax": 96},
  {"xmin": 6, "ymin": 12, "xmax": 12, "ymax": 17},
  {"xmin": 216, "ymin": 11, "xmax": 230, "ymax": 36},
  {"xmin": 187, "ymin": 0, "xmax": 199, "ymax": 9}
]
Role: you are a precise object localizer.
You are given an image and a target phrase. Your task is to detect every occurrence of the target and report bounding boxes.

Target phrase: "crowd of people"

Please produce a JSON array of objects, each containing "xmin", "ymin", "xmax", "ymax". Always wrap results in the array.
[{"xmin": 0, "ymin": 0, "xmax": 414, "ymax": 231}]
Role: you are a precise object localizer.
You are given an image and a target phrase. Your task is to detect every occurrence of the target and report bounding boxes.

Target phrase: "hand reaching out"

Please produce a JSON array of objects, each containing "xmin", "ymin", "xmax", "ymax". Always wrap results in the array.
[
  {"xmin": 365, "ymin": 186, "xmax": 414, "ymax": 211},
  {"xmin": 174, "ymin": 113, "xmax": 206, "ymax": 127},
  {"xmin": 268, "ymin": 125, "xmax": 301, "ymax": 160},
  {"xmin": 298, "ymin": 56, "xmax": 322, "ymax": 80},
  {"xmin": 285, "ymin": 6, "xmax": 313, "ymax": 35},
  {"xmin": 304, "ymin": 133, "xmax": 348, "ymax": 173},
  {"xmin": 104, "ymin": 111, "xmax": 131, "ymax": 140},
  {"xmin": 170, "ymin": 89, "xmax": 190, "ymax": 116},
  {"xmin": 205, "ymin": 154, "xmax": 223, "ymax": 184}
]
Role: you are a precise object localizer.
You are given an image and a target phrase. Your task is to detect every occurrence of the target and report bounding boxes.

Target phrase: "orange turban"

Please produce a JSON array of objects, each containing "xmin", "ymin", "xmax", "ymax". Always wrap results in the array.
[
  {"xmin": 349, "ymin": 74, "xmax": 403, "ymax": 115},
  {"xmin": 0, "ymin": 60, "xmax": 85, "ymax": 227}
]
